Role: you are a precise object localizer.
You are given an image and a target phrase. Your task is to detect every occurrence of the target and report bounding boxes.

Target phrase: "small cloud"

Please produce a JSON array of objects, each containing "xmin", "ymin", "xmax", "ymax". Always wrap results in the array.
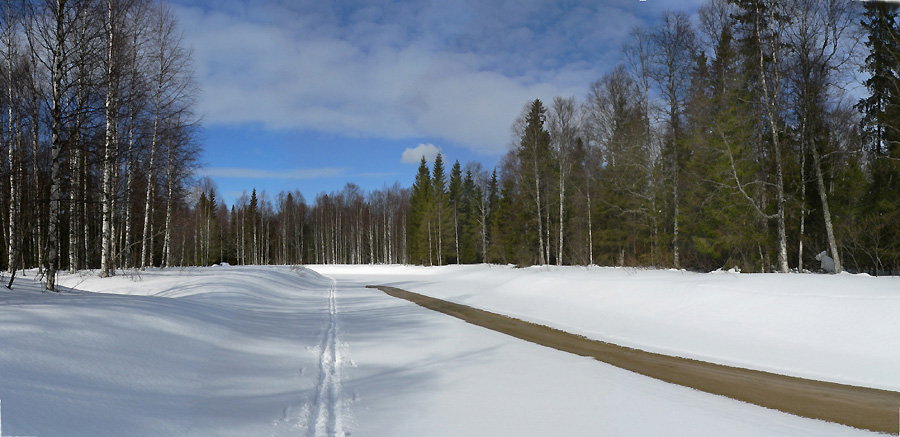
[
  {"xmin": 197, "ymin": 167, "xmax": 347, "ymax": 179},
  {"xmin": 401, "ymin": 143, "xmax": 441, "ymax": 164}
]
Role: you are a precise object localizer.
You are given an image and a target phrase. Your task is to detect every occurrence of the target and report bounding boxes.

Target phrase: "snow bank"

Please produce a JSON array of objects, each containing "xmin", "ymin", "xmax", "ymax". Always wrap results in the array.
[
  {"xmin": 0, "ymin": 266, "xmax": 334, "ymax": 436},
  {"xmin": 316, "ymin": 264, "xmax": 900, "ymax": 392}
]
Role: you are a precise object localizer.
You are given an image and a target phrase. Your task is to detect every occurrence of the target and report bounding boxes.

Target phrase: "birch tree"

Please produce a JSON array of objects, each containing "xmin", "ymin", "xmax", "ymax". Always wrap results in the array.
[{"xmin": 548, "ymin": 96, "xmax": 578, "ymax": 265}]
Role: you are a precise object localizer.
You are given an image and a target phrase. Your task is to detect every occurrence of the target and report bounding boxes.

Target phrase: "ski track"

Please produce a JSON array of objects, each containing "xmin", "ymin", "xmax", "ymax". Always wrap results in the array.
[{"xmin": 308, "ymin": 276, "xmax": 343, "ymax": 437}]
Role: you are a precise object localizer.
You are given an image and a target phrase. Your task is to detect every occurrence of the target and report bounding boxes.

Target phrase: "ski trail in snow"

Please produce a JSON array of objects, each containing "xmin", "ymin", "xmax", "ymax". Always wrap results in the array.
[{"xmin": 308, "ymin": 277, "xmax": 343, "ymax": 437}]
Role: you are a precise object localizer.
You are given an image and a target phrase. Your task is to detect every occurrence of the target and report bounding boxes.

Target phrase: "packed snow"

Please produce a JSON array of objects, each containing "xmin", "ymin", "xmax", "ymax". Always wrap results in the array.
[{"xmin": 0, "ymin": 264, "xmax": 892, "ymax": 436}]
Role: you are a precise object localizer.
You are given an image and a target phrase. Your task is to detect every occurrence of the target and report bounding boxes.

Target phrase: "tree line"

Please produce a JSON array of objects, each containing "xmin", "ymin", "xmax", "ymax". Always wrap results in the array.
[
  {"xmin": 0, "ymin": 0, "xmax": 199, "ymax": 290},
  {"xmin": 32, "ymin": 0, "xmax": 898, "ymax": 277},
  {"xmin": 185, "ymin": 181, "xmax": 410, "ymax": 267},
  {"xmin": 178, "ymin": 0, "xmax": 899, "ymax": 275}
]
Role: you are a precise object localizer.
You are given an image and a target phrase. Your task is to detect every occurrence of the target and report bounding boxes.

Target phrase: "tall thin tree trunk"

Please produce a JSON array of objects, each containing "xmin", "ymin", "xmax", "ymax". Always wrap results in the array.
[
  {"xmin": 46, "ymin": 0, "xmax": 67, "ymax": 291},
  {"xmin": 757, "ymin": 1, "xmax": 789, "ymax": 273},
  {"xmin": 672, "ymin": 148, "xmax": 680, "ymax": 269},
  {"xmin": 6, "ymin": 6, "xmax": 18, "ymax": 277},
  {"xmin": 30, "ymin": 78, "xmax": 41, "ymax": 273},
  {"xmin": 68, "ymin": 139, "xmax": 79, "ymax": 271},
  {"xmin": 163, "ymin": 144, "xmax": 174, "ymax": 267},
  {"xmin": 586, "ymin": 169, "xmax": 593, "ymax": 266},
  {"xmin": 558, "ymin": 169, "xmax": 565, "ymax": 266},
  {"xmin": 141, "ymin": 101, "xmax": 159, "ymax": 268},
  {"xmin": 534, "ymin": 173, "xmax": 545, "ymax": 265},
  {"xmin": 799, "ymin": 117, "xmax": 807, "ymax": 271},
  {"xmin": 811, "ymin": 139, "xmax": 841, "ymax": 273},
  {"xmin": 123, "ymin": 104, "xmax": 135, "ymax": 268},
  {"xmin": 100, "ymin": 0, "xmax": 118, "ymax": 277}
]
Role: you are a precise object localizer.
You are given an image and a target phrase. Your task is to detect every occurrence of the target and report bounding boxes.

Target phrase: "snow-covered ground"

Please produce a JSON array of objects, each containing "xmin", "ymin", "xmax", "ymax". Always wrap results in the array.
[
  {"xmin": 0, "ymin": 265, "xmax": 891, "ymax": 436},
  {"xmin": 319, "ymin": 264, "xmax": 900, "ymax": 392}
]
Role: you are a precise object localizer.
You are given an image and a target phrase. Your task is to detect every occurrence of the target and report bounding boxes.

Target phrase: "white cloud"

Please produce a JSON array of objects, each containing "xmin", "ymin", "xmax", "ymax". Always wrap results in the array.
[
  {"xmin": 401, "ymin": 143, "xmax": 441, "ymax": 165},
  {"xmin": 173, "ymin": 1, "xmax": 662, "ymax": 155},
  {"xmin": 197, "ymin": 167, "xmax": 347, "ymax": 179}
]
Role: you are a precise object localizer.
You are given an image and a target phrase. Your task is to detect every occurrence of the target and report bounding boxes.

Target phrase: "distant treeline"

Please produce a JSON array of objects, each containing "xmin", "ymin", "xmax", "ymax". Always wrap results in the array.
[{"xmin": 190, "ymin": 0, "xmax": 899, "ymax": 274}]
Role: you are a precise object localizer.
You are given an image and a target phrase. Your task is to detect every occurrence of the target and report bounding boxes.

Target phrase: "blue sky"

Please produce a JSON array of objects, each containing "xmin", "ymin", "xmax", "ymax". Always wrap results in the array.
[{"xmin": 173, "ymin": 0, "xmax": 704, "ymax": 207}]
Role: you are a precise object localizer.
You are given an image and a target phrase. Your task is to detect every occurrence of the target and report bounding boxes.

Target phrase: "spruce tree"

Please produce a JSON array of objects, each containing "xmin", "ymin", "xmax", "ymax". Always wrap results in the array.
[
  {"xmin": 460, "ymin": 169, "xmax": 479, "ymax": 263},
  {"xmin": 448, "ymin": 160, "xmax": 463, "ymax": 264},
  {"xmin": 408, "ymin": 157, "xmax": 433, "ymax": 264},
  {"xmin": 432, "ymin": 153, "xmax": 449, "ymax": 265},
  {"xmin": 858, "ymin": 2, "xmax": 900, "ymax": 273},
  {"xmin": 517, "ymin": 99, "xmax": 552, "ymax": 264}
]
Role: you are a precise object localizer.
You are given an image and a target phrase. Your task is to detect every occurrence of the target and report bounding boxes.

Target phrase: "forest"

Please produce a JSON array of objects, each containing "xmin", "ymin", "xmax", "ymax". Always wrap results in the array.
[
  {"xmin": 402, "ymin": 0, "xmax": 900, "ymax": 274},
  {"xmin": 2, "ymin": 0, "xmax": 899, "ymax": 289},
  {"xmin": 0, "ymin": 0, "xmax": 199, "ymax": 290}
]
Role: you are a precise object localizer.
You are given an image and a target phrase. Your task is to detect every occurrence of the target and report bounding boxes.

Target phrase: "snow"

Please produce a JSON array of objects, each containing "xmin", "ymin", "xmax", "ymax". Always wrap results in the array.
[
  {"xmin": 317, "ymin": 264, "xmax": 900, "ymax": 392},
  {"xmin": 0, "ymin": 264, "xmax": 891, "ymax": 436}
]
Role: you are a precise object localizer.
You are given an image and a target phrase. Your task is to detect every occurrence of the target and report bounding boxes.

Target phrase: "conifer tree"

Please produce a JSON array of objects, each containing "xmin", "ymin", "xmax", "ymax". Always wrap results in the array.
[
  {"xmin": 448, "ymin": 160, "xmax": 463, "ymax": 264},
  {"xmin": 408, "ymin": 157, "xmax": 433, "ymax": 264},
  {"xmin": 432, "ymin": 153, "xmax": 449, "ymax": 265},
  {"xmin": 858, "ymin": 1, "xmax": 900, "ymax": 273},
  {"xmin": 518, "ymin": 99, "xmax": 552, "ymax": 264}
]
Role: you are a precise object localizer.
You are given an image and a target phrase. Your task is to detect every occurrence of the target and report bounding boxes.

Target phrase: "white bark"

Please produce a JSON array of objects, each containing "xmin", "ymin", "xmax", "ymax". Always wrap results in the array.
[
  {"xmin": 811, "ymin": 140, "xmax": 842, "ymax": 273},
  {"xmin": 756, "ymin": 2, "xmax": 789, "ymax": 273},
  {"xmin": 6, "ymin": 2, "xmax": 18, "ymax": 276},
  {"xmin": 101, "ymin": 0, "xmax": 118, "ymax": 278}
]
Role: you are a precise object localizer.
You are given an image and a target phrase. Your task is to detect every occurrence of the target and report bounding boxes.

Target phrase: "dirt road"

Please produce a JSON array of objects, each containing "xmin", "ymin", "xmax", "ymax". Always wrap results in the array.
[{"xmin": 368, "ymin": 285, "xmax": 900, "ymax": 434}]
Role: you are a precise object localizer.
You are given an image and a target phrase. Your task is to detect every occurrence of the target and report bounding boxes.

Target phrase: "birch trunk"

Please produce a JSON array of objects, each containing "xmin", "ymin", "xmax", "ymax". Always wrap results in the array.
[
  {"xmin": 6, "ymin": 5, "xmax": 17, "ymax": 276},
  {"xmin": 141, "ymin": 89, "xmax": 160, "ymax": 268},
  {"xmin": 100, "ymin": 0, "xmax": 118, "ymax": 277},
  {"xmin": 558, "ymin": 168, "xmax": 565, "ymax": 266},
  {"xmin": 811, "ymin": 140, "xmax": 841, "ymax": 273},
  {"xmin": 163, "ymin": 143, "xmax": 174, "ymax": 267},
  {"xmin": 46, "ymin": 0, "xmax": 67, "ymax": 291},
  {"xmin": 757, "ymin": 2, "xmax": 789, "ymax": 273},
  {"xmin": 534, "ymin": 173, "xmax": 545, "ymax": 265},
  {"xmin": 586, "ymin": 180, "xmax": 593, "ymax": 266}
]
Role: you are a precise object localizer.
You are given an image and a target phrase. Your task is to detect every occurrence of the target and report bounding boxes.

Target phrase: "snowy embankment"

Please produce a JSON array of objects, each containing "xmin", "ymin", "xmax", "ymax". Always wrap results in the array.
[{"xmin": 315, "ymin": 264, "xmax": 900, "ymax": 392}]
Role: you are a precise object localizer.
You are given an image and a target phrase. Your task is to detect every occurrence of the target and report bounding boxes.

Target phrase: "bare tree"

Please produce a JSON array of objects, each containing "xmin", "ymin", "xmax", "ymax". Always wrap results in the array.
[
  {"xmin": 141, "ymin": 1, "xmax": 194, "ymax": 269},
  {"xmin": 29, "ymin": 0, "xmax": 88, "ymax": 290},
  {"xmin": 3, "ymin": 0, "xmax": 26, "ymax": 286},
  {"xmin": 548, "ymin": 96, "xmax": 579, "ymax": 265},
  {"xmin": 785, "ymin": 0, "xmax": 858, "ymax": 272}
]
